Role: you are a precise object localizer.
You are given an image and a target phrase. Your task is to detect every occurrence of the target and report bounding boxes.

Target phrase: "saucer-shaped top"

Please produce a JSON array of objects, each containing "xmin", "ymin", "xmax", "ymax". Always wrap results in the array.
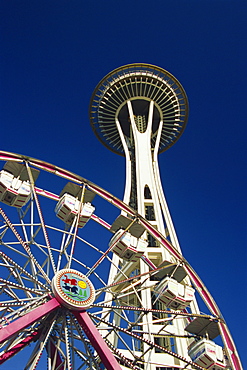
[{"xmin": 89, "ymin": 63, "xmax": 188, "ymax": 155}]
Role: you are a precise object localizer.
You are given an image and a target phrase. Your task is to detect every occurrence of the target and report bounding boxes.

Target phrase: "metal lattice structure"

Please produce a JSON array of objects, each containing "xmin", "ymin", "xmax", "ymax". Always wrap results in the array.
[{"xmin": 0, "ymin": 63, "xmax": 243, "ymax": 370}]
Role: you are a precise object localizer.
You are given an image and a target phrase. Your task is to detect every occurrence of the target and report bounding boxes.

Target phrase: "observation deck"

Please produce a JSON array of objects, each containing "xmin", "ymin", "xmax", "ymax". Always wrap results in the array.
[{"xmin": 89, "ymin": 63, "xmax": 189, "ymax": 155}]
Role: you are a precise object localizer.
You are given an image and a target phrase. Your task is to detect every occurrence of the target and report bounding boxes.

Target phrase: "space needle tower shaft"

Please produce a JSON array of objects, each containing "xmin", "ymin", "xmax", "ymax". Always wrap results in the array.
[
  {"xmin": 90, "ymin": 64, "xmax": 188, "ymax": 252},
  {"xmin": 120, "ymin": 98, "xmax": 181, "ymax": 252}
]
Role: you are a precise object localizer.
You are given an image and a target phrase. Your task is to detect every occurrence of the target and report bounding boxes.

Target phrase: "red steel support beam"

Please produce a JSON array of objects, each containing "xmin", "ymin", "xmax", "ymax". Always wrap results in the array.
[
  {"xmin": 0, "ymin": 298, "xmax": 60, "ymax": 344},
  {"xmin": 73, "ymin": 310, "xmax": 122, "ymax": 370}
]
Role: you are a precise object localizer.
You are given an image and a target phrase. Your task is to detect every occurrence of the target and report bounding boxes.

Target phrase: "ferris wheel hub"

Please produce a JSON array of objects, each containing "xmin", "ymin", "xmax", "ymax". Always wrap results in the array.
[{"xmin": 51, "ymin": 269, "xmax": 95, "ymax": 310}]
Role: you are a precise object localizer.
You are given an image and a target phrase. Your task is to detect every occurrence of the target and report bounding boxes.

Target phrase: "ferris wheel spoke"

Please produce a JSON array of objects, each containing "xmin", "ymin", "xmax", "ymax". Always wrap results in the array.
[
  {"xmin": 88, "ymin": 258, "xmax": 133, "ymax": 300},
  {"xmin": 18, "ymin": 207, "xmax": 41, "ymax": 245},
  {"xmin": 0, "ymin": 207, "xmax": 51, "ymax": 284},
  {"xmin": 90, "ymin": 302, "xmax": 219, "ymax": 355},
  {"xmin": 0, "ymin": 296, "xmax": 48, "ymax": 314},
  {"xmin": 0, "ymin": 329, "xmax": 41, "ymax": 365},
  {"xmin": 46, "ymin": 337, "xmax": 64, "ymax": 370},
  {"xmin": 67, "ymin": 187, "xmax": 87, "ymax": 269},
  {"xmin": 26, "ymin": 163, "xmax": 57, "ymax": 276},
  {"xmin": 72, "ymin": 310, "xmax": 122, "ymax": 370},
  {"xmin": 61, "ymin": 316, "xmax": 71, "ymax": 369},
  {"xmin": 0, "ymin": 297, "xmax": 60, "ymax": 345},
  {"xmin": 0, "ymin": 250, "xmax": 50, "ymax": 294},
  {"xmin": 89, "ymin": 312, "xmax": 205, "ymax": 370},
  {"xmin": 72, "ymin": 233, "xmax": 119, "ymax": 286},
  {"xmin": 89, "ymin": 309, "xmax": 154, "ymax": 367},
  {"xmin": 68, "ymin": 312, "xmax": 102, "ymax": 370},
  {"xmin": 1, "ymin": 241, "xmax": 31, "ymax": 261},
  {"xmin": 0, "ymin": 277, "xmax": 44, "ymax": 300},
  {"xmin": 86, "ymin": 223, "xmax": 137, "ymax": 279},
  {"xmin": 92, "ymin": 302, "xmax": 218, "ymax": 322},
  {"xmin": 54, "ymin": 219, "xmax": 89, "ymax": 272},
  {"xmin": 24, "ymin": 315, "xmax": 58, "ymax": 370},
  {"xmin": 103, "ymin": 338, "xmax": 142, "ymax": 370},
  {"xmin": 85, "ymin": 243, "xmax": 115, "ymax": 278},
  {"xmin": 95, "ymin": 260, "xmax": 170, "ymax": 298},
  {"xmin": 56, "ymin": 225, "xmax": 72, "ymax": 271},
  {"xmin": 46, "ymin": 312, "xmax": 102, "ymax": 369},
  {"xmin": 0, "ymin": 248, "xmax": 48, "ymax": 295},
  {"xmin": 90, "ymin": 311, "xmax": 161, "ymax": 367},
  {"xmin": 47, "ymin": 316, "xmax": 69, "ymax": 368},
  {"xmin": 0, "ymin": 298, "xmax": 52, "ymax": 339}
]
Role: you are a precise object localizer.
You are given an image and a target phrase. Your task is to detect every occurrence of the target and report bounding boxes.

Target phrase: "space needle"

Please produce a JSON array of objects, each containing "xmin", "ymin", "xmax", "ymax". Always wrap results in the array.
[{"xmin": 90, "ymin": 64, "xmax": 242, "ymax": 370}]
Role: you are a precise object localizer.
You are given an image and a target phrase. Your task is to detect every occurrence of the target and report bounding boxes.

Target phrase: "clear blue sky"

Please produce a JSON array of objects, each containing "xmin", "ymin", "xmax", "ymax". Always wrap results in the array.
[{"xmin": 1, "ymin": 0, "xmax": 246, "ymax": 368}]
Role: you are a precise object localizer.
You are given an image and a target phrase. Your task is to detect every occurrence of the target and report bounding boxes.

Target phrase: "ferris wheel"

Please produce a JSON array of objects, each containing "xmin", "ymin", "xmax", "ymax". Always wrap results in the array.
[{"xmin": 0, "ymin": 150, "xmax": 242, "ymax": 370}]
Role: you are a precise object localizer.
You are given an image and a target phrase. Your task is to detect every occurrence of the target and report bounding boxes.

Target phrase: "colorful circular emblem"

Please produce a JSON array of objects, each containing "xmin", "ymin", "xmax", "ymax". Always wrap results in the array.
[{"xmin": 52, "ymin": 269, "xmax": 95, "ymax": 310}]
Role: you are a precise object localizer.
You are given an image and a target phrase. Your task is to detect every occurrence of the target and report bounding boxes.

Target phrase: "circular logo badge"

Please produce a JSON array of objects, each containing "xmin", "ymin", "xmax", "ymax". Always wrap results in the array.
[{"xmin": 52, "ymin": 269, "xmax": 95, "ymax": 310}]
